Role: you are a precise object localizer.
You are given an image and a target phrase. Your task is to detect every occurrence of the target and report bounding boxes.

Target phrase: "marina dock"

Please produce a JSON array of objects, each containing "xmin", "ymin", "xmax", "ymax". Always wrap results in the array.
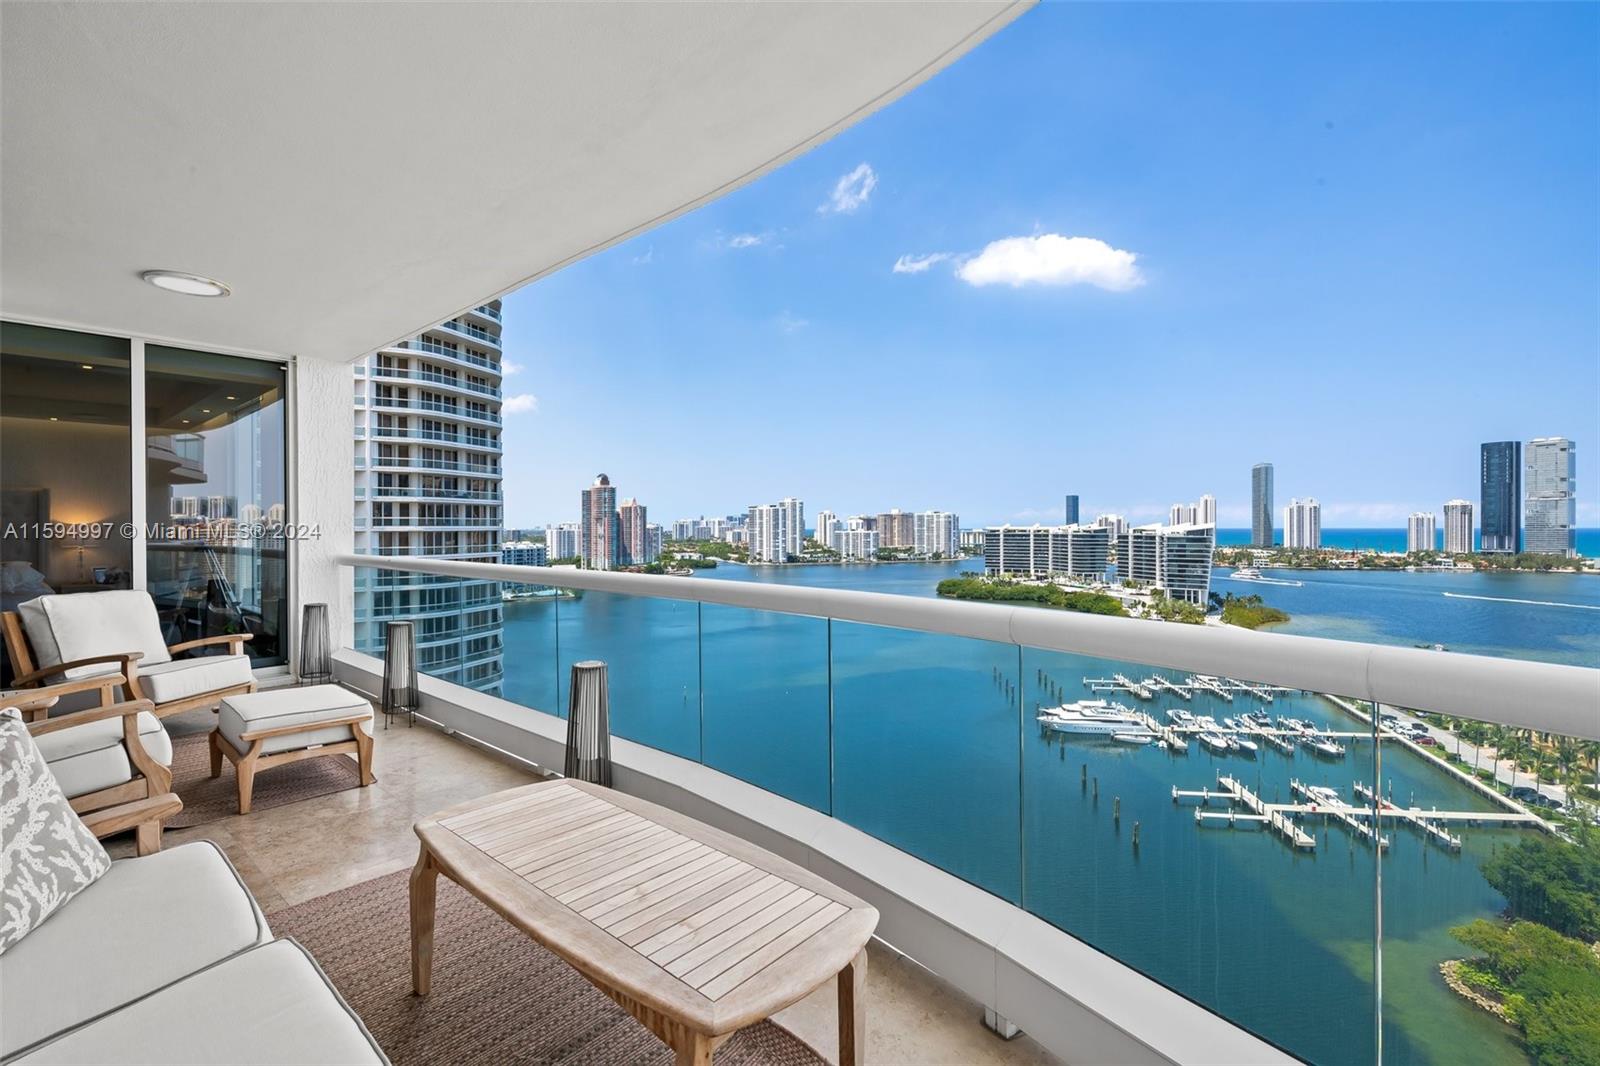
[
  {"xmin": 1351, "ymin": 782, "xmax": 1465, "ymax": 850},
  {"xmin": 1291, "ymin": 779, "xmax": 1387, "ymax": 850},
  {"xmin": 1188, "ymin": 675, "xmax": 1234, "ymax": 702},
  {"xmin": 1145, "ymin": 676, "xmax": 1192, "ymax": 700},
  {"xmin": 1174, "ymin": 775, "xmax": 1316, "ymax": 851}
]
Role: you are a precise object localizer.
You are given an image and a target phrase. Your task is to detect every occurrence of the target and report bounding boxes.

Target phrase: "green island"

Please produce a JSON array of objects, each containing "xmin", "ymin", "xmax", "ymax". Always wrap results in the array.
[
  {"xmin": 935, "ymin": 575, "xmax": 1127, "ymax": 616},
  {"xmin": 1446, "ymin": 833, "xmax": 1600, "ymax": 1065},
  {"xmin": 1210, "ymin": 591, "xmax": 1291, "ymax": 629},
  {"xmin": 1213, "ymin": 545, "xmax": 1588, "ymax": 573}
]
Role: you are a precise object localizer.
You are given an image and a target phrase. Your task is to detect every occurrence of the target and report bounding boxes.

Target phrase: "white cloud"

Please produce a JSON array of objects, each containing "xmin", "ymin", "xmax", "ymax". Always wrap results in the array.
[
  {"xmin": 500, "ymin": 360, "xmax": 523, "ymax": 376},
  {"xmin": 820, "ymin": 163, "xmax": 877, "ymax": 214},
  {"xmin": 727, "ymin": 233, "xmax": 765, "ymax": 249},
  {"xmin": 892, "ymin": 252, "xmax": 952, "ymax": 274},
  {"xmin": 631, "ymin": 246, "xmax": 654, "ymax": 265},
  {"xmin": 503, "ymin": 393, "xmax": 538, "ymax": 415},
  {"xmin": 777, "ymin": 311, "xmax": 809, "ymax": 333},
  {"xmin": 956, "ymin": 234, "xmax": 1144, "ymax": 291}
]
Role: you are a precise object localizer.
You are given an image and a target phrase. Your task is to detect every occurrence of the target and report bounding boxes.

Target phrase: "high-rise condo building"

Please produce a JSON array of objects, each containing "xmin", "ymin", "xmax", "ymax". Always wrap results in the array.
[
  {"xmin": 778, "ymin": 497, "xmax": 805, "ymax": 558},
  {"xmin": 876, "ymin": 508, "xmax": 915, "ymax": 548},
  {"xmin": 1283, "ymin": 497, "xmax": 1321, "ymax": 550},
  {"xmin": 644, "ymin": 523, "xmax": 663, "ymax": 564},
  {"xmin": 671, "ymin": 518, "xmax": 697, "ymax": 541},
  {"xmin": 1251, "ymin": 463, "xmax": 1274, "ymax": 547},
  {"xmin": 1525, "ymin": 436, "xmax": 1576, "ymax": 557},
  {"xmin": 1094, "ymin": 513, "xmax": 1128, "ymax": 539},
  {"xmin": 833, "ymin": 517, "xmax": 880, "ymax": 561},
  {"xmin": 747, "ymin": 503, "xmax": 787, "ymax": 563},
  {"xmin": 618, "ymin": 497, "xmax": 648, "ymax": 566},
  {"xmin": 1117, "ymin": 523, "xmax": 1216, "ymax": 605},
  {"xmin": 1443, "ymin": 499, "xmax": 1474, "ymax": 554},
  {"xmin": 984, "ymin": 525, "xmax": 1109, "ymax": 579},
  {"xmin": 544, "ymin": 522, "xmax": 580, "ymax": 561},
  {"xmin": 1063, "ymin": 495, "xmax": 1080, "ymax": 524},
  {"xmin": 913, "ymin": 510, "xmax": 961, "ymax": 558},
  {"xmin": 354, "ymin": 299, "xmax": 505, "ymax": 694},
  {"xmin": 1406, "ymin": 512, "xmax": 1436, "ymax": 554},
  {"xmin": 814, "ymin": 509, "xmax": 840, "ymax": 549},
  {"xmin": 1480, "ymin": 441, "xmax": 1522, "ymax": 554},
  {"xmin": 1169, "ymin": 501, "xmax": 1200, "ymax": 526},
  {"xmin": 580, "ymin": 473, "xmax": 619, "ymax": 569},
  {"xmin": 1198, "ymin": 494, "xmax": 1217, "ymax": 526},
  {"xmin": 501, "ymin": 541, "xmax": 547, "ymax": 567}
]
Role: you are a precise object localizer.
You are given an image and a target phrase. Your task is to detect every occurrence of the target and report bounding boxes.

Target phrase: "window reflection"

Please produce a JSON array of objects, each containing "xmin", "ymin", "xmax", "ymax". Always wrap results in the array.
[{"xmin": 145, "ymin": 346, "xmax": 287, "ymax": 666}]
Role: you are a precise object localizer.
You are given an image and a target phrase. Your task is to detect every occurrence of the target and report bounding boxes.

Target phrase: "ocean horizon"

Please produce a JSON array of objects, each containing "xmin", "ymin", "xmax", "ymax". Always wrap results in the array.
[{"xmin": 1213, "ymin": 525, "xmax": 1600, "ymax": 556}]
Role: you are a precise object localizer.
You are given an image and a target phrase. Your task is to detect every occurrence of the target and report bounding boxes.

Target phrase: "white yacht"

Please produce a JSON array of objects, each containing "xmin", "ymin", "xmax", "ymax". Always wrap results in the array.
[{"xmin": 1038, "ymin": 700, "xmax": 1147, "ymax": 735}]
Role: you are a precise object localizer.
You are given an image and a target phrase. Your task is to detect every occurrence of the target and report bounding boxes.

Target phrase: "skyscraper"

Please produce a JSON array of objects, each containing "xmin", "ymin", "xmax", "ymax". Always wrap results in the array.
[
  {"xmin": 747, "ymin": 503, "xmax": 787, "ymax": 563},
  {"xmin": 1406, "ymin": 512, "xmax": 1436, "ymax": 554},
  {"xmin": 580, "ymin": 473, "xmax": 619, "ymax": 569},
  {"xmin": 1251, "ymin": 463, "xmax": 1274, "ymax": 547},
  {"xmin": 876, "ymin": 508, "xmax": 915, "ymax": 548},
  {"xmin": 1063, "ymin": 494, "xmax": 1080, "ymax": 525},
  {"xmin": 617, "ymin": 497, "xmax": 648, "ymax": 565},
  {"xmin": 353, "ymin": 299, "xmax": 505, "ymax": 694},
  {"xmin": 1525, "ymin": 437, "xmax": 1576, "ymax": 557},
  {"xmin": 544, "ymin": 522, "xmax": 580, "ymax": 560},
  {"xmin": 1094, "ymin": 513, "xmax": 1128, "ymax": 539},
  {"xmin": 1443, "ymin": 499, "xmax": 1474, "ymax": 554},
  {"xmin": 1480, "ymin": 441, "xmax": 1522, "ymax": 554},
  {"xmin": 1198, "ymin": 494, "xmax": 1217, "ymax": 526},
  {"xmin": 913, "ymin": 510, "xmax": 960, "ymax": 558},
  {"xmin": 1283, "ymin": 497, "xmax": 1321, "ymax": 550},
  {"xmin": 778, "ymin": 497, "xmax": 805, "ymax": 559},
  {"xmin": 1116, "ymin": 523, "xmax": 1215, "ymax": 605}
]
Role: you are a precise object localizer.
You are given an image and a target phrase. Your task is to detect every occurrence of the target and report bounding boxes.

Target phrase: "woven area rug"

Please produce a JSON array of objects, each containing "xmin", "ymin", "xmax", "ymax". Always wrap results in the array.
[
  {"xmin": 164, "ymin": 732, "xmax": 365, "ymax": 828},
  {"xmin": 268, "ymin": 869, "xmax": 827, "ymax": 1066}
]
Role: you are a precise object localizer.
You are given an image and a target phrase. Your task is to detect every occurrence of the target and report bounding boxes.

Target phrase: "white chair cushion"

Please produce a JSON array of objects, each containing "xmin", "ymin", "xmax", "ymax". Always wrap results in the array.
[
  {"xmin": 0, "ymin": 841, "xmax": 270, "ymax": 1059},
  {"xmin": 219, "ymin": 685, "xmax": 372, "ymax": 757},
  {"xmin": 22, "ymin": 591, "xmax": 172, "ymax": 680},
  {"xmin": 140, "ymin": 654, "xmax": 254, "ymax": 704},
  {"xmin": 0, "ymin": 710, "xmax": 111, "ymax": 956},
  {"xmin": 32, "ymin": 710, "xmax": 172, "ymax": 800},
  {"xmin": 13, "ymin": 939, "xmax": 386, "ymax": 1066}
]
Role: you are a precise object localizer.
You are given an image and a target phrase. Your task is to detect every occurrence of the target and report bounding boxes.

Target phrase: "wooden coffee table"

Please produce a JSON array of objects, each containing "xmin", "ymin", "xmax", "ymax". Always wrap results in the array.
[{"xmin": 411, "ymin": 780, "xmax": 879, "ymax": 1066}]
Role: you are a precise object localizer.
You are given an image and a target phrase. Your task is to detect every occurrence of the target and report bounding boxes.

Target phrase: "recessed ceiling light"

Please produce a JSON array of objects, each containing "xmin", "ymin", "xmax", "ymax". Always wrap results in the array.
[
  {"xmin": 140, "ymin": 270, "xmax": 230, "ymax": 297},
  {"xmin": 81, "ymin": 364, "xmax": 93, "ymax": 370},
  {"xmin": 225, "ymin": 395, "xmax": 236, "ymax": 400},
  {"xmin": 182, "ymin": 419, "xmax": 190, "ymax": 424},
  {"xmin": 202, "ymin": 409, "xmax": 211, "ymax": 413},
  {"xmin": 49, "ymin": 416, "xmax": 59, "ymax": 422}
]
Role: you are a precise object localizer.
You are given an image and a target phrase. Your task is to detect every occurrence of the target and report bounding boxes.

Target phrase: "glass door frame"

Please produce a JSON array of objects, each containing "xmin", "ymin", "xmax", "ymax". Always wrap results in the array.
[{"xmin": 4, "ymin": 314, "xmax": 299, "ymax": 680}]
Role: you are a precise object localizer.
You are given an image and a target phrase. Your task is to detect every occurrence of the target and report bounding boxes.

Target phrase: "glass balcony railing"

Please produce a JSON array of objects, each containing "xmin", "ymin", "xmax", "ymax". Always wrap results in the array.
[
  {"xmin": 392, "ymin": 338, "xmax": 500, "ymax": 372},
  {"xmin": 345, "ymin": 558, "xmax": 1599, "ymax": 1066},
  {"xmin": 369, "ymin": 363, "xmax": 501, "ymax": 398},
  {"xmin": 437, "ymin": 318, "xmax": 500, "ymax": 347},
  {"xmin": 471, "ymin": 303, "xmax": 501, "ymax": 320}
]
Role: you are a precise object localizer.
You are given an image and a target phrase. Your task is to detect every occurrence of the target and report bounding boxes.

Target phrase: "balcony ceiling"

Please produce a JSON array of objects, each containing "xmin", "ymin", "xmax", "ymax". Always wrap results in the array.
[{"xmin": 0, "ymin": 1, "xmax": 1029, "ymax": 363}]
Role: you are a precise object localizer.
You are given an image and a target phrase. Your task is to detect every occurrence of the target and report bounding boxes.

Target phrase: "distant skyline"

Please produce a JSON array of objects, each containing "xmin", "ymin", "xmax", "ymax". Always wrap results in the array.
[{"xmin": 495, "ymin": 4, "xmax": 1598, "ymax": 529}]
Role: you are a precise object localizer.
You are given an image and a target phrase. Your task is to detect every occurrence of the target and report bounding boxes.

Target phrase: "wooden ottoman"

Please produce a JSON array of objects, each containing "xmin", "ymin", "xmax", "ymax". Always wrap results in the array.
[{"xmin": 209, "ymin": 685, "xmax": 374, "ymax": 814}]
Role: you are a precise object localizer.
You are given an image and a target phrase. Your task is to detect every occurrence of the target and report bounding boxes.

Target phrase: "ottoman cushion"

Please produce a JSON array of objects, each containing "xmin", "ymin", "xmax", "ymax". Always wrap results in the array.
[{"xmin": 218, "ymin": 685, "xmax": 372, "ymax": 757}]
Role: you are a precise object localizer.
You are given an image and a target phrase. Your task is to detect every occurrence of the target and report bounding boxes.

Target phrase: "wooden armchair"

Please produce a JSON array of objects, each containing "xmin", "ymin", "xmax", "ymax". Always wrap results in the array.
[
  {"xmin": 4, "ymin": 680, "xmax": 183, "ymax": 856},
  {"xmin": 3, "ymin": 590, "xmax": 256, "ymax": 719}
]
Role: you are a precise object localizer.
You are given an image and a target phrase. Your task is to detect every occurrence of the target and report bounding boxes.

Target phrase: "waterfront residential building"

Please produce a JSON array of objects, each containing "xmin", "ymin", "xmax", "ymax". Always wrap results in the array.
[
  {"xmin": 544, "ymin": 522, "xmax": 580, "ymax": 561},
  {"xmin": 833, "ymin": 517, "xmax": 880, "ymax": 560},
  {"xmin": 1406, "ymin": 512, "xmax": 1436, "ymax": 554},
  {"xmin": 814, "ymin": 509, "xmax": 840, "ymax": 549},
  {"xmin": 779, "ymin": 497, "xmax": 805, "ymax": 559},
  {"xmin": 1198, "ymin": 494, "xmax": 1217, "ymax": 527},
  {"xmin": 1117, "ymin": 523, "xmax": 1216, "ymax": 605},
  {"xmin": 1443, "ymin": 499, "xmax": 1474, "ymax": 554},
  {"xmin": 959, "ymin": 529, "xmax": 985, "ymax": 551},
  {"xmin": 1094, "ymin": 513, "xmax": 1128, "ymax": 539},
  {"xmin": 618, "ymin": 497, "xmax": 649, "ymax": 565},
  {"xmin": 354, "ymin": 298, "xmax": 505, "ymax": 694},
  {"xmin": 876, "ymin": 508, "xmax": 916, "ymax": 548},
  {"xmin": 1283, "ymin": 497, "xmax": 1321, "ymax": 550},
  {"xmin": 913, "ymin": 510, "xmax": 961, "ymax": 558},
  {"xmin": 1251, "ymin": 463, "xmax": 1274, "ymax": 547},
  {"xmin": 1525, "ymin": 436, "xmax": 1576, "ymax": 557},
  {"xmin": 580, "ymin": 473, "xmax": 619, "ymax": 569},
  {"xmin": 747, "ymin": 503, "xmax": 788, "ymax": 563},
  {"xmin": 671, "ymin": 518, "xmax": 697, "ymax": 541},
  {"xmin": 645, "ymin": 523, "xmax": 663, "ymax": 564},
  {"xmin": 501, "ymin": 541, "xmax": 547, "ymax": 567},
  {"xmin": 1063, "ymin": 494, "xmax": 1080, "ymax": 524},
  {"xmin": 1479, "ymin": 441, "xmax": 1522, "ymax": 554},
  {"xmin": 983, "ymin": 524, "xmax": 1110, "ymax": 580}
]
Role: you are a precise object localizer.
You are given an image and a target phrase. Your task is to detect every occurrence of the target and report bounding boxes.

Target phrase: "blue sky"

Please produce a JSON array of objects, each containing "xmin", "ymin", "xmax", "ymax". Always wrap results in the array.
[{"xmin": 497, "ymin": 3, "xmax": 1599, "ymax": 530}]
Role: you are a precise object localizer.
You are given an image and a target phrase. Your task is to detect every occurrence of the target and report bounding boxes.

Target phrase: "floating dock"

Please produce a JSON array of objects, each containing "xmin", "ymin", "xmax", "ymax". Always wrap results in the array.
[
  {"xmin": 1145, "ymin": 676, "xmax": 1192, "ymax": 700},
  {"xmin": 1138, "ymin": 711, "xmax": 1189, "ymax": 753},
  {"xmin": 1187, "ymin": 675, "xmax": 1234, "ymax": 703}
]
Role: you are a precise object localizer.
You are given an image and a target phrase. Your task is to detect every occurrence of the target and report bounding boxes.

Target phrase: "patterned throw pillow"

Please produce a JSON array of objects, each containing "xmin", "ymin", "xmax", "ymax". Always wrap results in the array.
[{"xmin": 0, "ymin": 708, "xmax": 111, "ymax": 953}]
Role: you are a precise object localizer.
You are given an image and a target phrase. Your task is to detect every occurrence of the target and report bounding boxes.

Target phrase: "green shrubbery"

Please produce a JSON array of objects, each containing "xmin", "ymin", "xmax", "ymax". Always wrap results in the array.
[
  {"xmin": 1449, "ymin": 919, "xmax": 1600, "ymax": 1065},
  {"xmin": 935, "ymin": 577, "xmax": 1127, "ymax": 617}
]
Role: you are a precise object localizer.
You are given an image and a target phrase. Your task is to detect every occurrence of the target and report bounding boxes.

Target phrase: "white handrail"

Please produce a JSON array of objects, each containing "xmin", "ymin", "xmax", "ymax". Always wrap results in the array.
[{"xmin": 337, "ymin": 554, "xmax": 1600, "ymax": 740}]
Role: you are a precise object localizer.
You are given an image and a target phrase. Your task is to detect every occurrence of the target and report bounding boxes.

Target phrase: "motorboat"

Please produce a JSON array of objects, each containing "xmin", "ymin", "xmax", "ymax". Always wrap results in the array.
[
  {"xmin": 1198, "ymin": 731, "xmax": 1232, "ymax": 754},
  {"xmin": 1112, "ymin": 732, "xmax": 1154, "ymax": 746},
  {"xmin": 1167, "ymin": 709, "xmax": 1195, "ymax": 725},
  {"xmin": 1301, "ymin": 734, "xmax": 1346, "ymax": 758}
]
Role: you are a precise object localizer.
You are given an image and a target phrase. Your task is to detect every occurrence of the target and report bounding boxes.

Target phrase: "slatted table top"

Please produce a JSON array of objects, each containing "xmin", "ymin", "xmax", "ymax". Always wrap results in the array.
[{"xmin": 415, "ymin": 779, "xmax": 878, "ymax": 1035}]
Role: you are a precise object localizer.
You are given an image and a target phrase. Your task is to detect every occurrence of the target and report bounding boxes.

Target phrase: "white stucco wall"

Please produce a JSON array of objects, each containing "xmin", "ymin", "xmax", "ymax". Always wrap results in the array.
[{"xmin": 291, "ymin": 356, "xmax": 355, "ymax": 653}]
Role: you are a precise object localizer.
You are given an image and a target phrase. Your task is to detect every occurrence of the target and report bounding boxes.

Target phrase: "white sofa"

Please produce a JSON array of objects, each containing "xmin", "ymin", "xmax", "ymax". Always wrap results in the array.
[{"xmin": 0, "ymin": 841, "xmax": 386, "ymax": 1065}]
